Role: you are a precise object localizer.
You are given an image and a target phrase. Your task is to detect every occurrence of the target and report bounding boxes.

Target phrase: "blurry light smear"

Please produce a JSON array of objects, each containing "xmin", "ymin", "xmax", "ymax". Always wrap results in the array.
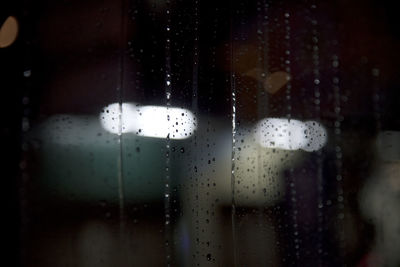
[
  {"xmin": 100, "ymin": 103, "xmax": 196, "ymax": 139},
  {"xmin": 255, "ymin": 118, "xmax": 327, "ymax": 151},
  {"xmin": 0, "ymin": 16, "xmax": 19, "ymax": 48}
]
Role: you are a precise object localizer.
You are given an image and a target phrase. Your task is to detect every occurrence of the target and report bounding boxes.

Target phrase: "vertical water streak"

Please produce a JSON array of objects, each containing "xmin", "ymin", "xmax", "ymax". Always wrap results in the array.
[
  {"xmin": 309, "ymin": 2, "xmax": 324, "ymax": 264},
  {"xmin": 261, "ymin": 3, "xmax": 274, "ymax": 264},
  {"xmin": 230, "ymin": 1, "xmax": 238, "ymax": 265},
  {"xmin": 284, "ymin": 9, "xmax": 301, "ymax": 263},
  {"xmin": 117, "ymin": 0, "xmax": 127, "ymax": 229},
  {"xmin": 20, "ymin": 43, "xmax": 33, "ymax": 264},
  {"xmin": 192, "ymin": 0, "xmax": 199, "ymax": 115},
  {"xmin": 255, "ymin": 0, "xmax": 264, "ymax": 249},
  {"xmin": 164, "ymin": 0, "xmax": 173, "ymax": 265},
  {"xmin": 332, "ymin": 51, "xmax": 345, "ymax": 261},
  {"xmin": 284, "ymin": 12, "xmax": 292, "ymax": 122},
  {"xmin": 191, "ymin": 0, "xmax": 200, "ymax": 263}
]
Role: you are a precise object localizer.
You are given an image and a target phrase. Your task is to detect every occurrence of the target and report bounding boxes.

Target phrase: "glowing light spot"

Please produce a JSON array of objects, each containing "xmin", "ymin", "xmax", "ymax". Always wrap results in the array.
[
  {"xmin": 100, "ymin": 103, "xmax": 196, "ymax": 139},
  {"xmin": 255, "ymin": 118, "xmax": 327, "ymax": 151}
]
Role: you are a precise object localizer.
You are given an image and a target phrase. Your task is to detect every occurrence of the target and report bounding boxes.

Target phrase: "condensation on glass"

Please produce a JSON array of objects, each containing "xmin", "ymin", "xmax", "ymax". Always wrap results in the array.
[{"xmin": 5, "ymin": 0, "xmax": 400, "ymax": 266}]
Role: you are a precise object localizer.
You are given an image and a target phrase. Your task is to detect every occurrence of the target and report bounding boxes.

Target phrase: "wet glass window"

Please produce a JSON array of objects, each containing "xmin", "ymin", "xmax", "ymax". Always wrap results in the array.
[{"xmin": 2, "ymin": 0, "xmax": 400, "ymax": 266}]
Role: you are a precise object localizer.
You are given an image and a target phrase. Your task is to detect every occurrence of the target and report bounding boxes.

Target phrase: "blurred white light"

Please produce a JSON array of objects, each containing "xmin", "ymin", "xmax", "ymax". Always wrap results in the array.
[
  {"xmin": 255, "ymin": 118, "xmax": 327, "ymax": 151},
  {"xmin": 99, "ymin": 103, "xmax": 196, "ymax": 139}
]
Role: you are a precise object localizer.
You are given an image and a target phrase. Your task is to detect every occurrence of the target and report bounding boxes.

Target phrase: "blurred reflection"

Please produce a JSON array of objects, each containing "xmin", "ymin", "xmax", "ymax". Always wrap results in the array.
[
  {"xmin": 27, "ymin": 110, "xmax": 306, "ymax": 266},
  {"xmin": 245, "ymin": 70, "xmax": 290, "ymax": 94},
  {"xmin": 359, "ymin": 131, "xmax": 400, "ymax": 267},
  {"xmin": 28, "ymin": 112, "xmax": 299, "ymax": 203}
]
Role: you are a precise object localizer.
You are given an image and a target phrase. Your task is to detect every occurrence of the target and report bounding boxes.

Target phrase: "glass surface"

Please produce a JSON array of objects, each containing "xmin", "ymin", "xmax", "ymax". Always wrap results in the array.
[{"xmin": 2, "ymin": 0, "xmax": 400, "ymax": 266}]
